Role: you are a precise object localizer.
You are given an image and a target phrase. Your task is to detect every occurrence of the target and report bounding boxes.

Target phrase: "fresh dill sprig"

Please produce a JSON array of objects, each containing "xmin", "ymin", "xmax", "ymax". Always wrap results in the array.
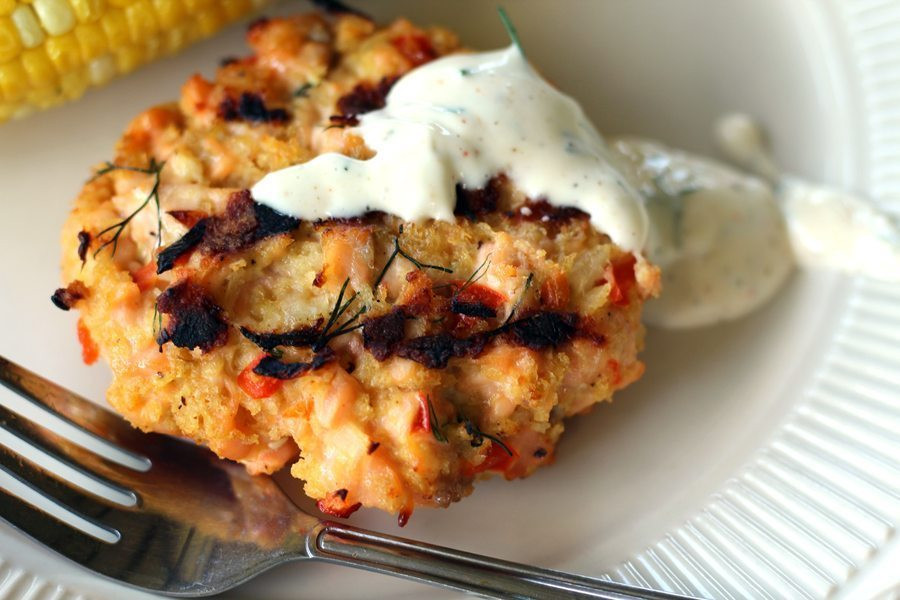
[
  {"xmin": 92, "ymin": 159, "xmax": 165, "ymax": 258},
  {"xmin": 427, "ymin": 396, "xmax": 447, "ymax": 443},
  {"xmin": 314, "ymin": 278, "xmax": 367, "ymax": 349},
  {"xmin": 463, "ymin": 416, "xmax": 512, "ymax": 455},
  {"xmin": 293, "ymin": 82, "xmax": 315, "ymax": 97},
  {"xmin": 503, "ymin": 272, "xmax": 534, "ymax": 325},
  {"xmin": 497, "ymin": 6, "xmax": 524, "ymax": 56},
  {"xmin": 454, "ymin": 254, "xmax": 492, "ymax": 298},
  {"xmin": 372, "ymin": 225, "xmax": 454, "ymax": 291}
]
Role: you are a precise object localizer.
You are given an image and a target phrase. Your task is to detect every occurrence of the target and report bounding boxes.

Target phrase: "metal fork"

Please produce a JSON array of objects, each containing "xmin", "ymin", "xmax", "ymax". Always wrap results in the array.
[{"xmin": 0, "ymin": 355, "xmax": 696, "ymax": 599}]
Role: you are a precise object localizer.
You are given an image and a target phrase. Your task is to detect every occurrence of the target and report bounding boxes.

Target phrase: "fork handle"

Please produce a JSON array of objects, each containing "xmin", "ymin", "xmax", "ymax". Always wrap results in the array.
[{"xmin": 308, "ymin": 522, "xmax": 694, "ymax": 599}]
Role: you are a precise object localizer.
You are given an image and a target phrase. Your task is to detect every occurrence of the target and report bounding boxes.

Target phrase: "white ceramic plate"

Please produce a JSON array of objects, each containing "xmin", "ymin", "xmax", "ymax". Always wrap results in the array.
[{"xmin": 1, "ymin": 1, "xmax": 899, "ymax": 598}]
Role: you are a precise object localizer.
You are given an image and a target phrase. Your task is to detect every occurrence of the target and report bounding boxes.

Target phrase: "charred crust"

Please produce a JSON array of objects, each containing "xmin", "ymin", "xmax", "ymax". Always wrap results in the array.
[
  {"xmin": 155, "ymin": 281, "xmax": 228, "ymax": 352},
  {"xmin": 76, "ymin": 231, "xmax": 91, "ymax": 265},
  {"xmin": 336, "ymin": 76, "xmax": 398, "ymax": 119},
  {"xmin": 450, "ymin": 298, "xmax": 497, "ymax": 319},
  {"xmin": 454, "ymin": 177, "xmax": 502, "ymax": 220},
  {"xmin": 252, "ymin": 348, "xmax": 334, "ymax": 380},
  {"xmin": 219, "ymin": 92, "xmax": 289, "ymax": 124},
  {"xmin": 51, "ymin": 281, "xmax": 88, "ymax": 311},
  {"xmin": 367, "ymin": 441, "xmax": 380, "ymax": 454},
  {"xmin": 167, "ymin": 210, "xmax": 207, "ymax": 228},
  {"xmin": 501, "ymin": 311, "xmax": 578, "ymax": 350},
  {"xmin": 158, "ymin": 190, "xmax": 299, "ymax": 269},
  {"xmin": 511, "ymin": 200, "xmax": 589, "ymax": 224},
  {"xmin": 334, "ymin": 488, "xmax": 349, "ymax": 501},
  {"xmin": 533, "ymin": 447, "xmax": 548, "ymax": 458},
  {"xmin": 395, "ymin": 332, "xmax": 488, "ymax": 369},
  {"xmin": 239, "ymin": 319, "xmax": 324, "ymax": 351},
  {"xmin": 328, "ymin": 114, "xmax": 359, "ymax": 127},
  {"xmin": 156, "ymin": 219, "xmax": 207, "ymax": 274},
  {"xmin": 362, "ymin": 309, "xmax": 407, "ymax": 360},
  {"xmin": 219, "ymin": 56, "xmax": 239, "ymax": 67}
]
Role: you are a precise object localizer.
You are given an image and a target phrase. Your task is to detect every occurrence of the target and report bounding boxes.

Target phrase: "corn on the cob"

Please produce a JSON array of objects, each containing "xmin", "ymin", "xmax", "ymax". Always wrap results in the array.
[{"xmin": 0, "ymin": 0, "xmax": 271, "ymax": 123}]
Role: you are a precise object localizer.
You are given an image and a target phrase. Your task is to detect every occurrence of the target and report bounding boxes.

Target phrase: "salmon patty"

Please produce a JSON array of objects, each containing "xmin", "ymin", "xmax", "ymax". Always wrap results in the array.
[{"xmin": 56, "ymin": 11, "xmax": 659, "ymax": 523}]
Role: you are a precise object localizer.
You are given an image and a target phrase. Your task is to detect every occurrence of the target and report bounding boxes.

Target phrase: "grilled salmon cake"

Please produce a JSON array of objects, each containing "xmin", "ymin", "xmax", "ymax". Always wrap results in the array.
[{"xmin": 55, "ymin": 11, "xmax": 659, "ymax": 522}]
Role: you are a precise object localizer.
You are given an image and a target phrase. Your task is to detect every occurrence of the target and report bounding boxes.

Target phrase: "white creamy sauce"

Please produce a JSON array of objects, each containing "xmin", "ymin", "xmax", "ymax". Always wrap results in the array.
[
  {"xmin": 716, "ymin": 113, "xmax": 900, "ymax": 282},
  {"xmin": 251, "ymin": 46, "xmax": 647, "ymax": 252},
  {"xmin": 610, "ymin": 137, "xmax": 794, "ymax": 329},
  {"xmin": 250, "ymin": 46, "xmax": 899, "ymax": 331}
]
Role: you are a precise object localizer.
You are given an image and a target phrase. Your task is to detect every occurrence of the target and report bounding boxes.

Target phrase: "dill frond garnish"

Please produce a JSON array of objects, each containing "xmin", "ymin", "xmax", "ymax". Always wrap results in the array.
[
  {"xmin": 92, "ymin": 159, "xmax": 165, "ymax": 258},
  {"xmin": 314, "ymin": 278, "xmax": 368, "ymax": 350},
  {"xmin": 427, "ymin": 396, "xmax": 447, "ymax": 443},
  {"xmin": 294, "ymin": 82, "xmax": 315, "ymax": 97},
  {"xmin": 454, "ymin": 254, "xmax": 492, "ymax": 298},
  {"xmin": 372, "ymin": 225, "xmax": 454, "ymax": 291},
  {"xmin": 462, "ymin": 416, "xmax": 512, "ymax": 455},
  {"xmin": 503, "ymin": 272, "xmax": 534, "ymax": 325},
  {"xmin": 498, "ymin": 7, "xmax": 524, "ymax": 57}
]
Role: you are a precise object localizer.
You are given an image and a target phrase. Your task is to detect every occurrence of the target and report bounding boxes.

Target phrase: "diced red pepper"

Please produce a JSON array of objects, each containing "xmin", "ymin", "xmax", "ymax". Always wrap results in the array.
[
  {"xmin": 468, "ymin": 441, "xmax": 518, "ymax": 476},
  {"xmin": 317, "ymin": 493, "xmax": 362, "ymax": 519},
  {"xmin": 131, "ymin": 261, "xmax": 158, "ymax": 293},
  {"xmin": 604, "ymin": 255, "xmax": 637, "ymax": 307},
  {"xmin": 76, "ymin": 318, "xmax": 99, "ymax": 365},
  {"xmin": 237, "ymin": 355, "xmax": 284, "ymax": 399},
  {"xmin": 454, "ymin": 282, "xmax": 506, "ymax": 311},
  {"xmin": 391, "ymin": 34, "xmax": 437, "ymax": 67},
  {"xmin": 410, "ymin": 393, "xmax": 431, "ymax": 434}
]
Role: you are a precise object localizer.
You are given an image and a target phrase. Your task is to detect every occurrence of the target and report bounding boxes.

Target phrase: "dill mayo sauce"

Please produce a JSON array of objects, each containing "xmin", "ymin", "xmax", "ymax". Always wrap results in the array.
[
  {"xmin": 251, "ymin": 45, "xmax": 648, "ymax": 252},
  {"xmin": 609, "ymin": 137, "xmax": 794, "ymax": 329}
]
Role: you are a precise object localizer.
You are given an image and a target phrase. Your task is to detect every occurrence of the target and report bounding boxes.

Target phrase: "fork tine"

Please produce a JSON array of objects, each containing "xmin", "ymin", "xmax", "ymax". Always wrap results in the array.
[
  {"xmin": 0, "ymin": 356, "xmax": 150, "ymax": 471},
  {"xmin": 0, "ymin": 404, "xmax": 138, "ymax": 507}
]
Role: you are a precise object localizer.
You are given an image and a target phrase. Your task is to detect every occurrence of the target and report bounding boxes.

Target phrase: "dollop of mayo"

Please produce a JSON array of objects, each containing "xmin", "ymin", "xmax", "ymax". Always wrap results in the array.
[
  {"xmin": 610, "ymin": 137, "xmax": 794, "ymax": 329},
  {"xmin": 251, "ymin": 46, "xmax": 648, "ymax": 252},
  {"xmin": 716, "ymin": 113, "xmax": 900, "ymax": 282}
]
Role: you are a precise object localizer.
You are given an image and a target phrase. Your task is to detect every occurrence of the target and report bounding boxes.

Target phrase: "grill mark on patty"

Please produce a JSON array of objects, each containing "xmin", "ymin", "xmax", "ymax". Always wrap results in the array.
[
  {"xmin": 454, "ymin": 177, "xmax": 502, "ymax": 220},
  {"xmin": 239, "ymin": 319, "xmax": 324, "ymax": 351},
  {"xmin": 51, "ymin": 281, "xmax": 89, "ymax": 311},
  {"xmin": 335, "ymin": 76, "xmax": 398, "ymax": 120},
  {"xmin": 510, "ymin": 199, "xmax": 589, "ymax": 224},
  {"xmin": 253, "ymin": 348, "xmax": 335, "ymax": 379},
  {"xmin": 395, "ymin": 332, "xmax": 490, "ymax": 369},
  {"xmin": 362, "ymin": 309, "xmax": 407, "ymax": 360},
  {"xmin": 219, "ymin": 92, "xmax": 290, "ymax": 123},
  {"xmin": 499, "ymin": 311, "xmax": 578, "ymax": 350},
  {"xmin": 156, "ymin": 281, "xmax": 228, "ymax": 352},
  {"xmin": 76, "ymin": 230, "xmax": 91, "ymax": 265},
  {"xmin": 157, "ymin": 190, "xmax": 301, "ymax": 273}
]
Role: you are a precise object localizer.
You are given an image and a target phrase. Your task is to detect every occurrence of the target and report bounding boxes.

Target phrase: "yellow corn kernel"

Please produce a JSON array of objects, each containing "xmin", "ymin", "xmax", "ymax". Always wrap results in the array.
[
  {"xmin": 124, "ymin": 0, "xmax": 158, "ymax": 42},
  {"xmin": 26, "ymin": 85, "xmax": 64, "ymax": 109},
  {"xmin": 0, "ymin": 16, "xmax": 22, "ymax": 62},
  {"xmin": 87, "ymin": 53, "xmax": 115, "ymax": 84},
  {"xmin": 100, "ymin": 8, "xmax": 128, "ymax": 47},
  {"xmin": 0, "ymin": 59, "xmax": 29, "ymax": 100},
  {"xmin": 70, "ymin": 0, "xmax": 106, "ymax": 23},
  {"xmin": 195, "ymin": 4, "xmax": 224, "ymax": 37},
  {"xmin": 151, "ymin": 0, "xmax": 184, "ymax": 29},
  {"xmin": 32, "ymin": 0, "xmax": 76, "ymax": 36},
  {"xmin": 45, "ymin": 32, "xmax": 81, "ymax": 72},
  {"xmin": 21, "ymin": 47, "xmax": 56, "ymax": 87},
  {"xmin": 11, "ymin": 4, "xmax": 45, "ymax": 48},
  {"xmin": 74, "ymin": 21, "xmax": 106, "ymax": 60},
  {"xmin": 60, "ymin": 68, "xmax": 88, "ymax": 98},
  {"xmin": 222, "ymin": 0, "xmax": 251, "ymax": 20},
  {"xmin": 183, "ymin": 0, "xmax": 212, "ymax": 12},
  {"xmin": 0, "ymin": 0, "xmax": 15, "ymax": 17},
  {"xmin": 115, "ymin": 43, "xmax": 144, "ymax": 72}
]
